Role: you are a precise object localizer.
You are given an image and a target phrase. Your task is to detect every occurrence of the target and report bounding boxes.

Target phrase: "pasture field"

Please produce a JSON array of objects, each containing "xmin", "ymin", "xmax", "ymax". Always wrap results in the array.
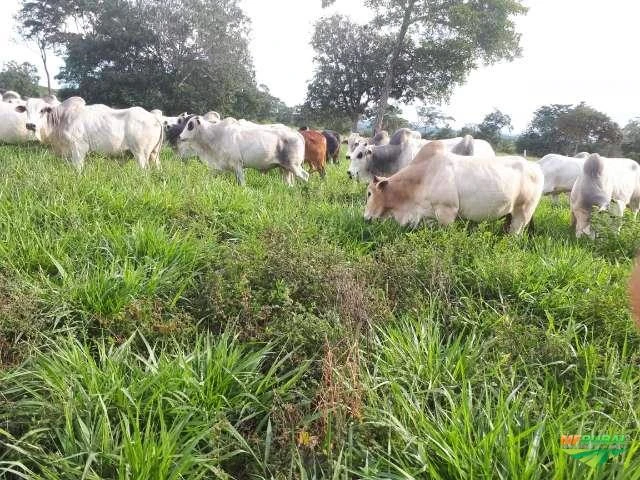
[{"xmin": 0, "ymin": 143, "xmax": 639, "ymax": 479}]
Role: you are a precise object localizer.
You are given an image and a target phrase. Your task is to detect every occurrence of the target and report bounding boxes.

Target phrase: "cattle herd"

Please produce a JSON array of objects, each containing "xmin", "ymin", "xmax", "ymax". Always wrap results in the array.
[{"xmin": 2, "ymin": 90, "xmax": 640, "ymax": 239}]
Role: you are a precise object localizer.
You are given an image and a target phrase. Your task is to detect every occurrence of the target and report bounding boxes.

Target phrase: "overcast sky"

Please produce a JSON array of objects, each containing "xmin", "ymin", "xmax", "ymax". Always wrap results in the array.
[{"xmin": 2, "ymin": 0, "xmax": 638, "ymax": 131}]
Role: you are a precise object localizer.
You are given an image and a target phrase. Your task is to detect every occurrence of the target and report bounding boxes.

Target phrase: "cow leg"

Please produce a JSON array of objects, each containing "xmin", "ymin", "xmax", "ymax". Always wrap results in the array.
[
  {"xmin": 435, "ymin": 205, "xmax": 458, "ymax": 226},
  {"xmin": 70, "ymin": 145, "xmax": 87, "ymax": 171},
  {"xmin": 280, "ymin": 169, "xmax": 294, "ymax": 186},
  {"xmin": 629, "ymin": 197, "xmax": 640, "ymax": 220},
  {"xmin": 234, "ymin": 165, "xmax": 246, "ymax": 185},
  {"xmin": 133, "ymin": 150, "xmax": 149, "ymax": 169},
  {"xmin": 290, "ymin": 165, "xmax": 309, "ymax": 183},
  {"xmin": 509, "ymin": 200, "xmax": 538, "ymax": 236}
]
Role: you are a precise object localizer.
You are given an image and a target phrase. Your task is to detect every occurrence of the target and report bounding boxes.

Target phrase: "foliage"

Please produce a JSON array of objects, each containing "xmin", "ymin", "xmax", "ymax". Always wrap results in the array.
[
  {"xmin": 365, "ymin": 0, "xmax": 527, "ymax": 131},
  {"xmin": 16, "ymin": 0, "xmax": 281, "ymax": 117},
  {"xmin": 518, "ymin": 103, "xmax": 623, "ymax": 157},
  {"xmin": 304, "ymin": 15, "xmax": 407, "ymax": 131},
  {"xmin": 476, "ymin": 109, "xmax": 513, "ymax": 147},
  {"xmin": 0, "ymin": 144, "xmax": 639, "ymax": 476},
  {"xmin": 622, "ymin": 118, "xmax": 640, "ymax": 161},
  {"xmin": 0, "ymin": 61, "xmax": 40, "ymax": 97},
  {"xmin": 417, "ymin": 105, "xmax": 455, "ymax": 132}
]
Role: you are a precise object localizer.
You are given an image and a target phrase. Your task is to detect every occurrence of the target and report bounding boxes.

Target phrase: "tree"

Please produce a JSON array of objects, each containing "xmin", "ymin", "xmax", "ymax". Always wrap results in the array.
[
  {"xmin": 15, "ymin": 0, "xmax": 67, "ymax": 95},
  {"xmin": 477, "ymin": 109, "xmax": 512, "ymax": 148},
  {"xmin": 622, "ymin": 119, "xmax": 640, "ymax": 161},
  {"xmin": 17, "ymin": 0, "xmax": 264, "ymax": 117},
  {"xmin": 0, "ymin": 61, "xmax": 40, "ymax": 97},
  {"xmin": 555, "ymin": 103, "xmax": 622, "ymax": 155},
  {"xmin": 517, "ymin": 104, "xmax": 573, "ymax": 156},
  {"xmin": 416, "ymin": 105, "xmax": 454, "ymax": 135},
  {"xmin": 305, "ymin": 15, "xmax": 410, "ymax": 131},
  {"xmin": 517, "ymin": 103, "xmax": 622, "ymax": 157},
  {"xmin": 364, "ymin": 0, "xmax": 527, "ymax": 133}
]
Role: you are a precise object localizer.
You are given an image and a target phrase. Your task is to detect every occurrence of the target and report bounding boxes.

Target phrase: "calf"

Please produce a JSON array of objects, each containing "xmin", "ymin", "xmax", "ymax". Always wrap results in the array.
[{"xmin": 300, "ymin": 129, "xmax": 328, "ymax": 177}]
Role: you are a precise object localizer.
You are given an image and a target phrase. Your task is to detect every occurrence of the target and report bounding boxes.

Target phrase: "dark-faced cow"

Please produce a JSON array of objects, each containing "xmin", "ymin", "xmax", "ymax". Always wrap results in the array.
[{"xmin": 322, "ymin": 130, "xmax": 341, "ymax": 164}]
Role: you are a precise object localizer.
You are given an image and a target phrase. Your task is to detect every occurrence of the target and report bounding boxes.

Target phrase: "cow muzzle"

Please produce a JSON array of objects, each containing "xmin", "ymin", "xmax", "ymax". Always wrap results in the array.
[{"xmin": 26, "ymin": 123, "xmax": 36, "ymax": 132}]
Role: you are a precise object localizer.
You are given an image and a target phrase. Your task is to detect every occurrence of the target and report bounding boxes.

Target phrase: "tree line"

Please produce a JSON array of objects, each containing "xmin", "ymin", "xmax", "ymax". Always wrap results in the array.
[{"xmin": 3, "ymin": 0, "xmax": 637, "ymax": 159}]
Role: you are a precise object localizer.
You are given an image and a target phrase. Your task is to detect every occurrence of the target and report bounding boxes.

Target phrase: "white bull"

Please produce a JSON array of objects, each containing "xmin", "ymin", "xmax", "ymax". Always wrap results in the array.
[
  {"xmin": 364, "ymin": 141, "xmax": 543, "ymax": 234},
  {"xmin": 570, "ymin": 154, "xmax": 640, "ymax": 238},
  {"xmin": 178, "ymin": 116, "xmax": 309, "ymax": 186},
  {"xmin": 538, "ymin": 154, "xmax": 585, "ymax": 203},
  {"xmin": 17, "ymin": 97, "xmax": 164, "ymax": 170}
]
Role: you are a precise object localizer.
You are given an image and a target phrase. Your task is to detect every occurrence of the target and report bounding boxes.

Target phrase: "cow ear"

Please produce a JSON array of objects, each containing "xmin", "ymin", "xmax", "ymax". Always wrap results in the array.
[
  {"xmin": 377, "ymin": 179, "xmax": 389, "ymax": 190},
  {"xmin": 15, "ymin": 105, "xmax": 26, "ymax": 113},
  {"xmin": 373, "ymin": 175, "xmax": 380, "ymax": 184}
]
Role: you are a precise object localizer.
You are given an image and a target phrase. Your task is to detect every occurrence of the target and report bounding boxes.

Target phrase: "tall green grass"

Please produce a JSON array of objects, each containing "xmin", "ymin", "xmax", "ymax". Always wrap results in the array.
[{"xmin": 0, "ymin": 143, "xmax": 639, "ymax": 477}]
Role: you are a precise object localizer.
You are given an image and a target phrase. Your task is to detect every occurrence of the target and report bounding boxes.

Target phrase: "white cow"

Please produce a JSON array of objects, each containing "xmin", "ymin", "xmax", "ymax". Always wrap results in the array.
[
  {"xmin": 17, "ymin": 97, "xmax": 164, "ymax": 170},
  {"xmin": 538, "ymin": 154, "xmax": 585, "ymax": 203},
  {"xmin": 203, "ymin": 111, "xmax": 221, "ymax": 123},
  {"xmin": 178, "ymin": 116, "xmax": 308, "ymax": 185},
  {"xmin": 348, "ymin": 134, "xmax": 495, "ymax": 183},
  {"xmin": 0, "ymin": 102, "xmax": 30, "ymax": 143},
  {"xmin": 364, "ymin": 141, "xmax": 543, "ymax": 234},
  {"xmin": 570, "ymin": 154, "xmax": 640, "ymax": 238},
  {"xmin": 2, "ymin": 91, "xmax": 22, "ymax": 104}
]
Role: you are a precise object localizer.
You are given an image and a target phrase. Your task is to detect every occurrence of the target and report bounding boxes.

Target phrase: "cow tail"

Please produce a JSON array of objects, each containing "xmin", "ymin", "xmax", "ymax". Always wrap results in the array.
[{"xmin": 152, "ymin": 121, "xmax": 164, "ymax": 167}]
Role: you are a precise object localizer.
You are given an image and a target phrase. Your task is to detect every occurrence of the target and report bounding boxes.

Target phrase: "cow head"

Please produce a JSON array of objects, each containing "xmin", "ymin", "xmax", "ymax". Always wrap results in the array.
[
  {"xmin": 364, "ymin": 175, "xmax": 390, "ymax": 221},
  {"xmin": 15, "ymin": 98, "xmax": 53, "ymax": 141},
  {"xmin": 347, "ymin": 144, "xmax": 373, "ymax": 181},
  {"xmin": 178, "ymin": 115, "xmax": 203, "ymax": 143}
]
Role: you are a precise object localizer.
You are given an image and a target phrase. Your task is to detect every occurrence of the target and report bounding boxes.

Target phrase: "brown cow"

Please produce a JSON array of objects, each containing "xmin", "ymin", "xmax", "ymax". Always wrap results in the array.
[{"xmin": 300, "ymin": 129, "xmax": 327, "ymax": 178}]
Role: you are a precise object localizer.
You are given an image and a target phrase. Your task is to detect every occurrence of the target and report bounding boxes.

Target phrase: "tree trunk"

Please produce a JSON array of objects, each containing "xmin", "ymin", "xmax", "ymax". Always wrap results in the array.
[
  {"xmin": 373, "ymin": 0, "xmax": 416, "ymax": 134},
  {"xmin": 351, "ymin": 113, "xmax": 361, "ymax": 132},
  {"xmin": 38, "ymin": 39, "xmax": 52, "ymax": 95}
]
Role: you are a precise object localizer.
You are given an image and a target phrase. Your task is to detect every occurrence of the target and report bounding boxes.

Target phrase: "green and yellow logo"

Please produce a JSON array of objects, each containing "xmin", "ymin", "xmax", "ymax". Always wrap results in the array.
[{"xmin": 561, "ymin": 434, "xmax": 629, "ymax": 467}]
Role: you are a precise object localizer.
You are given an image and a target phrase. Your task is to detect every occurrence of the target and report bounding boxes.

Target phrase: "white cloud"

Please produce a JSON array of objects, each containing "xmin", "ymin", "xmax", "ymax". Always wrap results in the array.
[{"xmin": 1, "ymin": 0, "xmax": 637, "ymax": 131}]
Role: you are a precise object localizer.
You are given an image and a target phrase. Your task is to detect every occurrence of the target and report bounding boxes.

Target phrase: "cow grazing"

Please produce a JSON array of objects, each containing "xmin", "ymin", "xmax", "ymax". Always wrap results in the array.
[
  {"xmin": 17, "ymin": 97, "xmax": 164, "ymax": 170},
  {"xmin": 300, "ymin": 129, "xmax": 328, "ymax": 177},
  {"xmin": 346, "ymin": 130, "xmax": 390, "ymax": 159},
  {"xmin": 538, "ymin": 154, "xmax": 585, "ymax": 203},
  {"xmin": 348, "ymin": 133, "xmax": 496, "ymax": 182},
  {"xmin": 364, "ymin": 141, "xmax": 543, "ymax": 234},
  {"xmin": 570, "ymin": 154, "xmax": 640, "ymax": 238},
  {"xmin": 178, "ymin": 116, "xmax": 308, "ymax": 186},
  {"xmin": 203, "ymin": 111, "xmax": 221, "ymax": 123},
  {"xmin": 322, "ymin": 130, "xmax": 342, "ymax": 164},
  {"xmin": 2, "ymin": 91, "xmax": 22, "ymax": 104}
]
